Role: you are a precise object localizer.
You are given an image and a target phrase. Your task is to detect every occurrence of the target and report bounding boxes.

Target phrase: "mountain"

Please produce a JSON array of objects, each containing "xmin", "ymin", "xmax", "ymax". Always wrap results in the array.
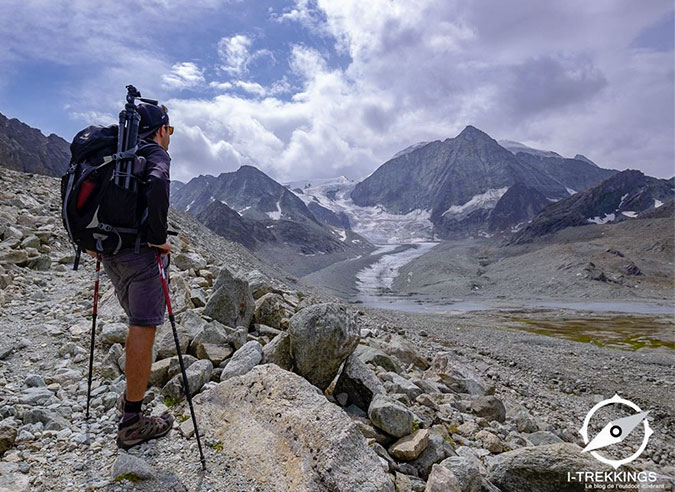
[
  {"xmin": 172, "ymin": 166, "xmax": 373, "ymax": 276},
  {"xmin": 0, "ymin": 112, "xmax": 70, "ymax": 177},
  {"xmin": 511, "ymin": 169, "xmax": 675, "ymax": 244},
  {"xmin": 350, "ymin": 125, "xmax": 617, "ymax": 238}
]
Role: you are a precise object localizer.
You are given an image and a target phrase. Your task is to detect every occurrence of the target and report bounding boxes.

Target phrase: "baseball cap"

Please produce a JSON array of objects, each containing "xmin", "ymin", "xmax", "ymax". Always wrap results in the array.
[{"xmin": 137, "ymin": 103, "xmax": 169, "ymax": 137}]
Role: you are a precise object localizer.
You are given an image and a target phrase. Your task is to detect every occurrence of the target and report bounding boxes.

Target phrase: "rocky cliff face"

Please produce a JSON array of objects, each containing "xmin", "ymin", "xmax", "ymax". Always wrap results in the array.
[
  {"xmin": 351, "ymin": 126, "xmax": 617, "ymax": 238},
  {"xmin": 0, "ymin": 112, "xmax": 70, "ymax": 177},
  {"xmin": 511, "ymin": 169, "xmax": 675, "ymax": 244}
]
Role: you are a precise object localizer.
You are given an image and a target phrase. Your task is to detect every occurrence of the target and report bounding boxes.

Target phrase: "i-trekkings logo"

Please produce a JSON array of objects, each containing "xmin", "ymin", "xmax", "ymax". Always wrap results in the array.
[{"xmin": 580, "ymin": 394, "xmax": 653, "ymax": 469}]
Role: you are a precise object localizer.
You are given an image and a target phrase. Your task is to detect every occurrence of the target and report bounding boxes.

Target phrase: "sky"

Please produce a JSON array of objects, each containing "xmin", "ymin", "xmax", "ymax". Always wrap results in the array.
[{"xmin": 0, "ymin": 0, "xmax": 673, "ymax": 183}]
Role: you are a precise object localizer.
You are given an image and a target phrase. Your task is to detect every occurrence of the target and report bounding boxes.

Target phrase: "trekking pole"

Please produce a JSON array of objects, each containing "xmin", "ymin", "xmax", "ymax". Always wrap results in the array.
[
  {"xmin": 154, "ymin": 250, "xmax": 207, "ymax": 471},
  {"xmin": 85, "ymin": 254, "xmax": 102, "ymax": 420}
]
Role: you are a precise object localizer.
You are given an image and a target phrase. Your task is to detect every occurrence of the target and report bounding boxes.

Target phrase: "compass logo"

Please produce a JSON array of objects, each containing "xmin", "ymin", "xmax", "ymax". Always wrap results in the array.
[{"xmin": 579, "ymin": 394, "xmax": 654, "ymax": 469}]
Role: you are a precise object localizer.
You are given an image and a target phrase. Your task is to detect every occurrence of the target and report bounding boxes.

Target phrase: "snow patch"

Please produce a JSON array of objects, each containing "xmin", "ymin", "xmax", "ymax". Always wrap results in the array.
[
  {"xmin": 618, "ymin": 193, "xmax": 629, "ymax": 209},
  {"xmin": 654, "ymin": 199, "xmax": 663, "ymax": 208},
  {"xmin": 621, "ymin": 211, "xmax": 638, "ymax": 218},
  {"xmin": 566, "ymin": 187, "xmax": 577, "ymax": 195},
  {"xmin": 267, "ymin": 200, "xmax": 282, "ymax": 220},
  {"xmin": 356, "ymin": 243, "xmax": 437, "ymax": 294},
  {"xmin": 185, "ymin": 199, "xmax": 195, "ymax": 212},
  {"xmin": 441, "ymin": 188, "xmax": 508, "ymax": 217},
  {"xmin": 587, "ymin": 213, "xmax": 615, "ymax": 224}
]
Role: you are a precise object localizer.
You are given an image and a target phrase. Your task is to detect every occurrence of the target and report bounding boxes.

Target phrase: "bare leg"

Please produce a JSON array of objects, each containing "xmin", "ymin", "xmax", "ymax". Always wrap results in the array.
[{"xmin": 124, "ymin": 325, "xmax": 156, "ymax": 402}]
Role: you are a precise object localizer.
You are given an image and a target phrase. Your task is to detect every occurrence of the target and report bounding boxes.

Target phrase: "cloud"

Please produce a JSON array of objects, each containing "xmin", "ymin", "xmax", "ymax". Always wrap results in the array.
[{"xmin": 162, "ymin": 62, "xmax": 205, "ymax": 90}]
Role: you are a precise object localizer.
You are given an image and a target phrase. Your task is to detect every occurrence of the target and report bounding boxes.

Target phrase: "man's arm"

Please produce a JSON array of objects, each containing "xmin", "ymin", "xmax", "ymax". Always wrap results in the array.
[{"xmin": 143, "ymin": 146, "xmax": 171, "ymax": 254}]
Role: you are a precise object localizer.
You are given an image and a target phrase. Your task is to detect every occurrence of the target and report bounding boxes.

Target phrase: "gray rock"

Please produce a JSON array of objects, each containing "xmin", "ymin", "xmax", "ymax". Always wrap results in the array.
[
  {"xmin": 395, "ymin": 471, "xmax": 427, "ymax": 492},
  {"xmin": 334, "ymin": 352, "xmax": 386, "ymax": 411},
  {"xmin": 220, "ymin": 340, "xmax": 263, "ymax": 382},
  {"xmin": 439, "ymin": 455, "xmax": 482, "ymax": 492},
  {"xmin": 177, "ymin": 310, "xmax": 208, "ymax": 339},
  {"xmin": 510, "ymin": 407, "xmax": 539, "ymax": 433},
  {"xmin": 381, "ymin": 372, "xmax": 423, "ymax": 401},
  {"xmin": 471, "ymin": 396, "xmax": 506, "ymax": 423},
  {"xmin": 19, "ymin": 387, "xmax": 53, "ymax": 405},
  {"xmin": 254, "ymin": 293, "xmax": 284, "ymax": 329},
  {"xmin": 27, "ymin": 255, "xmax": 51, "ymax": 271},
  {"xmin": 525, "ymin": 430, "xmax": 563, "ymax": 446},
  {"xmin": 370, "ymin": 334, "xmax": 430, "ymax": 370},
  {"xmin": 162, "ymin": 359, "xmax": 213, "ymax": 400},
  {"xmin": 24, "ymin": 374, "xmax": 45, "ymax": 388},
  {"xmin": 112, "ymin": 452, "xmax": 156, "ymax": 481},
  {"xmin": 155, "ymin": 326, "xmax": 189, "ymax": 360},
  {"xmin": 188, "ymin": 321, "xmax": 229, "ymax": 358},
  {"xmin": 173, "ymin": 251, "xmax": 207, "ymax": 272},
  {"xmin": 227, "ymin": 326, "xmax": 248, "ymax": 350},
  {"xmin": 0, "ymin": 250, "xmax": 28, "ymax": 266},
  {"xmin": 289, "ymin": 302, "xmax": 359, "ymax": 391},
  {"xmin": 427, "ymin": 352, "xmax": 492, "ymax": 396},
  {"xmin": 167, "ymin": 354, "xmax": 198, "ymax": 380},
  {"xmin": 0, "ymin": 424, "xmax": 17, "ymax": 456},
  {"xmin": 487, "ymin": 443, "xmax": 609, "ymax": 492},
  {"xmin": 0, "ymin": 462, "xmax": 30, "ymax": 491},
  {"xmin": 410, "ymin": 430, "xmax": 455, "ymax": 480},
  {"xmin": 195, "ymin": 363, "xmax": 394, "ymax": 492},
  {"xmin": 22, "ymin": 408, "xmax": 69, "ymax": 431},
  {"xmin": 203, "ymin": 267, "xmax": 255, "ymax": 329},
  {"xmin": 190, "ymin": 289, "xmax": 207, "ymax": 308},
  {"xmin": 261, "ymin": 331, "xmax": 293, "ymax": 371},
  {"xmin": 425, "ymin": 463, "xmax": 462, "ymax": 492},
  {"xmin": 101, "ymin": 343, "xmax": 124, "ymax": 380},
  {"xmin": 100, "ymin": 323, "xmax": 128, "ymax": 345},
  {"xmin": 353, "ymin": 344, "xmax": 403, "ymax": 374},
  {"xmin": 148, "ymin": 358, "xmax": 173, "ymax": 387},
  {"xmin": 368, "ymin": 393, "xmax": 414, "ymax": 438}
]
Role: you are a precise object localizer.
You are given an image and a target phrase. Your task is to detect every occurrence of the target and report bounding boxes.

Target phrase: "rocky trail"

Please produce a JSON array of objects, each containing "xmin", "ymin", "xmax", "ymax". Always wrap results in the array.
[{"xmin": 0, "ymin": 166, "xmax": 674, "ymax": 491}]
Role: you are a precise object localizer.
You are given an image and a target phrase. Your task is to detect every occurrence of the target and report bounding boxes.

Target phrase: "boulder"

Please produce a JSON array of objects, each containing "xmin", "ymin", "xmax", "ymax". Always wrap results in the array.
[
  {"xmin": 439, "ymin": 455, "xmax": 482, "ymax": 492},
  {"xmin": 368, "ymin": 394, "xmax": 414, "ymax": 438},
  {"xmin": 173, "ymin": 251, "xmax": 206, "ymax": 272},
  {"xmin": 203, "ymin": 267, "xmax": 255, "ymax": 329},
  {"xmin": 220, "ymin": 341, "xmax": 262, "ymax": 382},
  {"xmin": 353, "ymin": 344, "xmax": 402, "ymax": 374},
  {"xmin": 195, "ymin": 363, "xmax": 394, "ymax": 492},
  {"xmin": 425, "ymin": 464, "xmax": 461, "ymax": 492},
  {"xmin": 409, "ymin": 429, "xmax": 455, "ymax": 480},
  {"xmin": 289, "ymin": 303, "xmax": 359, "ymax": 391},
  {"xmin": 525, "ymin": 431, "xmax": 563, "ymax": 446},
  {"xmin": 155, "ymin": 326, "xmax": 190, "ymax": 360},
  {"xmin": 334, "ymin": 352, "xmax": 386, "ymax": 411},
  {"xmin": 388, "ymin": 429, "xmax": 429, "ymax": 461},
  {"xmin": 487, "ymin": 443, "xmax": 610, "ymax": 492},
  {"xmin": 254, "ymin": 293, "xmax": 284, "ymax": 329},
  {"xmin": 471, "ymin": 396, "xmax": 506, "ymax": 423},
  {"xmin": 261, "ymin": 331, "xmax": 293, "ymax": 371},
  {"xmin": 369, "ymin": 334, "xmax": 429, "ymax": 370},
  {"xmin": 0, "ymin": 423, "xmax": 17, "ymax": 456},
  {"xmin": 425, "ymin": 352, "xmax": 492, "ymax": 396},
  {"xmin": 380, "ymin": 372, "xmax": 423, "ymax": 401},
  {"xmin": 162, "ymin": 359, "xmax": 213, "ymax": 400},
  {"xmin": 100, "ymin": 323, "xmax": 128, "ymax": 346},
  {"xmin": 112, "ymin": 453, "xmax": 156, "ymax": 481}
]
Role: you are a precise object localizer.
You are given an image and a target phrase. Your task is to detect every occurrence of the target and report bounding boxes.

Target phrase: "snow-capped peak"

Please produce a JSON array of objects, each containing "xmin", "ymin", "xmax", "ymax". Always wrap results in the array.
[{"xmin": 498, "ymin": 140, "xmax": 562, "ymax": 159}]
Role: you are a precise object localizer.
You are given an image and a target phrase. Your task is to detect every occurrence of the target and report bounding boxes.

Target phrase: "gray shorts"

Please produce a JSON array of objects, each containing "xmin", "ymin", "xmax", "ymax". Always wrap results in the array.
[{"xmin": 102, "ymin": 246, "xmax": 169, "ymax": 327}]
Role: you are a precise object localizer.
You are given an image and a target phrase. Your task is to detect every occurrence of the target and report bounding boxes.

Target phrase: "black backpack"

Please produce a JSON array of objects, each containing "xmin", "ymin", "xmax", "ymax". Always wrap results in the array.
[{"xmin": 60, "ymin": 125, "xmax": 151, "ymax": 266}]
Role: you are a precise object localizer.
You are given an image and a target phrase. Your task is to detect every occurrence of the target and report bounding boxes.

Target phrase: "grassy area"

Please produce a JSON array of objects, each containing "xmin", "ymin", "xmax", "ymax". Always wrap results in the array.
[{"xmin": 507, "ymin": 315, "xmax": 675, "ymax": 350}]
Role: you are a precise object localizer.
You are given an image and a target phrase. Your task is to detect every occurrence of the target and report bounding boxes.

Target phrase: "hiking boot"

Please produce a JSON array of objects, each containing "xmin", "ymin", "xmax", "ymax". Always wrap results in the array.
[{"xmin": 116, "ymin": 413, "xmax": 174, "ymax": 450}]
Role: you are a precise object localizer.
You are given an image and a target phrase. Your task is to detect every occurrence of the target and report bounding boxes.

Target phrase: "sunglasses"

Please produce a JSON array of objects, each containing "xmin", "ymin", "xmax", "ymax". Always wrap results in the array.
[{"xmin": 166, "ymin": 125, "xmax": 174, "ymax": 135}]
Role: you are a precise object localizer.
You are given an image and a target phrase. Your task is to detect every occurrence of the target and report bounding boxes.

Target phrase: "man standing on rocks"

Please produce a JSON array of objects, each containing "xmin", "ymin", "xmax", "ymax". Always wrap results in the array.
[{"xmin": 86, "ymin": 103, "xmax": 174, "ymax": 449}]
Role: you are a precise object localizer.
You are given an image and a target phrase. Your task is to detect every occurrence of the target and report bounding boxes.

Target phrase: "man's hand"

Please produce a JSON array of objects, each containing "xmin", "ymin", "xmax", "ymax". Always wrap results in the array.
[
  {"xmin": 85, "ymin": 250, "xmax": 98, "ymax": 259},
  {"xmin": 148, "ymin": 241, "xmax": 171, "ymax": 257}
]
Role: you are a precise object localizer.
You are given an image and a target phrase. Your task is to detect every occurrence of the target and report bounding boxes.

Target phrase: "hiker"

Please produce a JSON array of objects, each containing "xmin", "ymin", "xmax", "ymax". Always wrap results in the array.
[{"xmin": 85, "ymin": 102, "xmax": 175, "ymax": 449}]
